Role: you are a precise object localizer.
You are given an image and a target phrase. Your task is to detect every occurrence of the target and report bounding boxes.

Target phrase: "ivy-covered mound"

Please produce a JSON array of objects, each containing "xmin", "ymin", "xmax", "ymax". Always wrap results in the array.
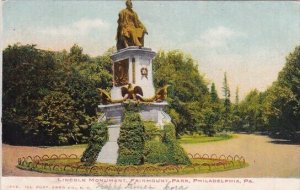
[
  {"xmin": 80, "ymin": 122, "xmax": 108, "ymax": 165},
  {"xmin": 117, "ymin": 102, "xmax": 191, "ymax": 165},
  {"xmin": 144, "ymin": 122, "xmax": 191, "ymax": 165},
  {"xmin": 117, "ymin": 103, "xmax": 145, "ymax": 165}
]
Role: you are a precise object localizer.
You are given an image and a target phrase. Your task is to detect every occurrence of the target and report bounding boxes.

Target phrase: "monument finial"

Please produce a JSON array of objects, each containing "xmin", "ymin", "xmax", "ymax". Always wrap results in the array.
[{"xmin": 116, "ymin": 0, "xmax": 148, "ymax": 50}]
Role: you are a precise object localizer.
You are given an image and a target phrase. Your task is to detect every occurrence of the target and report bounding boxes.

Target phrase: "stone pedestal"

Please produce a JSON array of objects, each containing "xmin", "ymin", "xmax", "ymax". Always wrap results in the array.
[
  {"xmin": 110, "ymin": 46, "xmax": 156, "ymax": 100},
  {"xmin": 96, "ymin": 47, "xmax": 171, "ymax": 164}
]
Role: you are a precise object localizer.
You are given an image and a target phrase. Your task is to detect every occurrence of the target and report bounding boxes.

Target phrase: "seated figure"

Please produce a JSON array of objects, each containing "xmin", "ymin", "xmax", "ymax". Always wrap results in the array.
[{"xmin": 116, "ymin": 0, "xmax": 148, "ymax": 50}]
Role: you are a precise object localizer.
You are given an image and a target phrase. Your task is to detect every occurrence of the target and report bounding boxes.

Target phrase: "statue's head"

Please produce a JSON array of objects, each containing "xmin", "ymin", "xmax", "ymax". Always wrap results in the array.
[{"xmin": 125, "ymin": 0, "xmax": 133, "ymax": 10}]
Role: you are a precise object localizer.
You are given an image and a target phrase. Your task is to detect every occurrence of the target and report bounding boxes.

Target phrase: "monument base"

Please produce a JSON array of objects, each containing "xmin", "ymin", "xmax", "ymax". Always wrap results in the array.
[
  {"xmin": 98, "ymin": 102, "xmax": 171, "ymax": 126},
  {"xmin": 96, "ymin": 102, "xmax": 171, "ymax": 164}
]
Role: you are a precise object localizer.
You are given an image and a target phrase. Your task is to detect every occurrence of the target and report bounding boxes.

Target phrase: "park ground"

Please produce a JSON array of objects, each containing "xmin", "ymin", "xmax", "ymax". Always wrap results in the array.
[{"xmin": 2, "ymin": 134, "xmax": 300, "ymax": 177}]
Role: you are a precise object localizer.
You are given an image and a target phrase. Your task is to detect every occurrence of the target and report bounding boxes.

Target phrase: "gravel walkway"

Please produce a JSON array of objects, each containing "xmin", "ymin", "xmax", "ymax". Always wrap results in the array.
[
  {"xmin": 182, "ymin": 134, "xmax": 300, "ymax": 177},
  {"xmin": 2, "ymin": 134, "xmax": 300, "ymax": 177}
]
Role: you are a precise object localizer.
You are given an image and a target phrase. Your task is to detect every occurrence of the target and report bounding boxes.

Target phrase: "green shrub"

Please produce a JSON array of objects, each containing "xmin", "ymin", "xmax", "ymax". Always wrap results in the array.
[
  {"xmin": 162, "ymin": 123, "xmax": 191, "ymax": 165},
  {"xmin": 117, "ymin": 104, "xmax": 145, "ymax": 165},
  {"xmin": 80, "ymin": 122, "xmax": 108, "ymax": 165},
  {"xmin": 144, "ymin": 121, "xmax": 162, "ymax": 141},
  {"xmin": 117, "ymin": 103, "xmax": 190, "ymax": 165},
  {"xmin": 143, "ymin": 123, "xmax": 191, "ymax": 165},
  {"xmin": 163, "ymin": 123, "xmax": 177, "ymax": 142},
  {"xmin": 166, "ymin": 140, "xmax": 191, "ymax": 165},
  {"xmin": 144, "ymin": 140, "xmax": 169, "ymax": 164}
]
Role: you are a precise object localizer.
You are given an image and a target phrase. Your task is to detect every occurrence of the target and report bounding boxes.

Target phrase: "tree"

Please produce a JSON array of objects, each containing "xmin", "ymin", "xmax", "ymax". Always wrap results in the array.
[
  {"xmin": 231, "ymin": 86, "xmax": 242, "ymax": 131},
  {"xmin": 234, "ymin": 45, "xmax": 300, "ymax": 140},
  {"xmin": 263, "ymin": 83, "xmax": 299, "ymax": 139},
  {"xmin": 35, "ymin": 91, "xmax": 92, "ymax": 145},
  {"xmin": 210, "ymin": 83, "xmax": 219, "ymax": 103},
  {"xmin": 153, "ymin": 50, "xmax": 209, "ymax": 135},
  {"xmin": 278, "ymin": 46, "xmax": 300, "ymax": 99},
  {"xmin": 2, "ymin": 44, "xmax": 113, "ymax": 145},
  {"xmin": 222, "ymin": 72, "xmax": 231, "ymax": 131},
  {"xmin": 68, "ymin": 44, "xmax": 89, "ymax": 64},
  {"xmin": 239, "ymin": 89, "xmax": 265, "ymax": 132},
  {"xmin": 276, "ymin": 45, "xmax": 300, "ymax": 140},
  {"xmin": 2, "ymin": 44, "xmax": 58, "ymax": 144},
  {"xmin": 235, "ymin": 87, "xmax": 239, "ymax": 107},
  {"xmin": 199, "ymin": 83, "xmax": 222, "ymax": 135},
  {"xmin": 202, "ymin": 107, "xmax": 218, "ymax": 136},
  {"xmin": 250, "ymin": 45, "xmax": 300, "ymax": 141}
]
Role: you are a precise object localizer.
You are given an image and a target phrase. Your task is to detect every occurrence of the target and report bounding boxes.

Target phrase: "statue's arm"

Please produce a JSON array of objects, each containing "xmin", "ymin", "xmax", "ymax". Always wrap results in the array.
[
  {"xmin": 140, "ymin": 22, "xmax": 148, "ymax": 34},
  {"xmin": 134, "ymin": 12, "xmax": 148, "ymax": 34},
  {"xmin": 118, "ymin": 12, "xmax": 124, "ymax": 27}
]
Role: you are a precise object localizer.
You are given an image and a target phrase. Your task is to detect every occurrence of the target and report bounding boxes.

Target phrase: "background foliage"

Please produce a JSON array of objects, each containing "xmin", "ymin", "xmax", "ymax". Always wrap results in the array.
[
  {"xmin": 153, "ymin": 50, "xmax": 210, "ymax": 134},
  {"xmin": 2, "ymin": 44, "xmax": 112, "ymax": 145},
  {"xmin": 2, "ymin": 44, "xmax": 300, "ymax": 145},
  {"xmin": 236, "ymin": 46, "xmax": 300, "ymax": 142}
]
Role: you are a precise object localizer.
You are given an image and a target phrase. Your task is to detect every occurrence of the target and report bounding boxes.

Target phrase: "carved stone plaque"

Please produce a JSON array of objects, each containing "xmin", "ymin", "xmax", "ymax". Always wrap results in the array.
[{"xmin": 114, "ymin": 59, "xmax": 129, "ymax": 87}]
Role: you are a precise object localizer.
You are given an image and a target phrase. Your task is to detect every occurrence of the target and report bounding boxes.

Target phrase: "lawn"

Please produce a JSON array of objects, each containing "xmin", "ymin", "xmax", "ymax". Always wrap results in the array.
[
  {"xmin": 53, "ymin": 134, "xmax": 235, "ymax": 148},
  {"xmin": 55, "ymin": 144, "xmax": 88, "ymax": 149},
  {"xmin": 50, "ymin": 134, "xmax": 235, "ymax": 149},
  {"xmin": 178, "ymin": 133, "xmax": 235, "ymax": 144}
]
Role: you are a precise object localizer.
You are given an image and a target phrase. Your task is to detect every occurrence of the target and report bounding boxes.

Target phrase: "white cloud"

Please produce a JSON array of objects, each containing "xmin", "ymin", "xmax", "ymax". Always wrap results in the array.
[
  {"xmin": 200, "ymin": 26, "xmax": 245, "ymax": 48},
  {"xmin": 180, "ymin": 26, "xmax": 246, "ymax": 52},
  {"xmin": 38, "ymin": 18, "xmax": 110, "ymax": 37},
  {"xmin": 4, "ymin": 18, "xmax": 113, "ymax": 56}
]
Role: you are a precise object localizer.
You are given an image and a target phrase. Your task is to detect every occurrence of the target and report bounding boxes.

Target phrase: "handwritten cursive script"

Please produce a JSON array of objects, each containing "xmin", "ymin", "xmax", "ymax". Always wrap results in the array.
[
  {"xmin": 163, "ymin": 181, "xmax": 188, "ymax": 190},
  {"xmin": 125, "ymin": 179, "xmax": 155, "ymax": 190},
  {"xmin": 96, "ymin": 183, "xmax": 122, "ymax": 190}
]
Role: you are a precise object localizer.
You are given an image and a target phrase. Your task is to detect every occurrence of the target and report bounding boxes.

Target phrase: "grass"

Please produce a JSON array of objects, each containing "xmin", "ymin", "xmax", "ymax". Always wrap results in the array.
[
  {"xmin": 17, "ymin": 157, "xmax": 247, "ymax": 176},
  {"xmin": 49, "ymin": 144, "xmax": 88, "ymax": 149},
  {"xmin": 178, "ymin": 133, "xmax": 236, "ymax": 144}
]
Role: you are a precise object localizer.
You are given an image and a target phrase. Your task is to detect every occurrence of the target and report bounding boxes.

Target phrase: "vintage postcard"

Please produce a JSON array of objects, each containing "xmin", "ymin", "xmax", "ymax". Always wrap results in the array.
[{"xmin": 1, "ymin": 0, "xmax": 300, "ymax": 190}]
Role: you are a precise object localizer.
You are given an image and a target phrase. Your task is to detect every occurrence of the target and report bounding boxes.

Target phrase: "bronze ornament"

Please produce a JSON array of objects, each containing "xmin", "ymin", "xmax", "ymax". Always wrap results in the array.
[
  {"xmin": 141, "ymin": 67, "xmax": 148, "ymax": 79},
  {"xmin": 114, "ymin": 59, "xmax": 129, "ymax": 86}
]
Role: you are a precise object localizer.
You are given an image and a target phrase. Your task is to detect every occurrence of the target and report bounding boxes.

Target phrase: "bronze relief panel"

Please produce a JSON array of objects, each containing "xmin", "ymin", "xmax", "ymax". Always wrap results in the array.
[{"xmin": 114, "ymin": 59, "xmax": 129, "ymax": 87}]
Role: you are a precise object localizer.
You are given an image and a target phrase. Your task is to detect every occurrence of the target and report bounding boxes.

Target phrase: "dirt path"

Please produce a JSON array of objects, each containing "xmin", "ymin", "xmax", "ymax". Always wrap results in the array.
[
  {"xmin": 2, "ymin": 144, "xmax": 86, "ymax": 176},
  {"xmin": 182, "ymin": 134, "xmax": 300, "ymax": 177},
  {"xmin": 2, "ymin": 134, "xmax": 300, "ymax": 177}
]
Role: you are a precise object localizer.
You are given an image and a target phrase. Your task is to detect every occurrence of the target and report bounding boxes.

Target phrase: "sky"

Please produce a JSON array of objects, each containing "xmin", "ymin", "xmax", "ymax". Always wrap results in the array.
[{"xmin": 2, "ymin": 0, "xmax": 300, "ymax": 100}]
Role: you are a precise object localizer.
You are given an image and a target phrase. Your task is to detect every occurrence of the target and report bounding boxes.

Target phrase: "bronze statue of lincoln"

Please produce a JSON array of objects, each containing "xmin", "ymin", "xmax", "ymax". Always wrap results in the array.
[{"xmin": 116, "ymin": 0, "xmax": 148, "ymax": 50}]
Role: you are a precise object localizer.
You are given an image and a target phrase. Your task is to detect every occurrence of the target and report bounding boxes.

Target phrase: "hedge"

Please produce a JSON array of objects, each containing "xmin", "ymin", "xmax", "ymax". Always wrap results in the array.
[
  {"xmin": 117, "ymin": 103, "xmax": 145, "ymax": 165},
  {"xmin": 162, "ymin": 123, "xmax": 191, "ymax": 165},
  {"xmin": 144, "ymin": 140, "xmax": 169, "ymax": 164},
  {"xmin": 144, "ymin": 123, "xmax": 191, "ymax": 165},
  {"xmin": 80, "ymin": 122, "xmax": 108, "ymax": 165},
  {"xmin": 144, "ymin": 121, "xmax": 162, "ymax": 141}
]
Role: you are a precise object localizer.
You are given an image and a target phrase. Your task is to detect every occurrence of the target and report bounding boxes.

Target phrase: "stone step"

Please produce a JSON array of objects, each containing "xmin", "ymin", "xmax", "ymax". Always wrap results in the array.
[
  {"xmin": 108, "ymin": 116, "xmax": 122, "ymax": 125},
  {"xmin": 96, "ymin": 142, "xmax": 119, "ymax": 164},
  {"xmin": 107, "ymin": 126, "xmax": 120, "ymax": 142},
  {"xmin": 96, "ymin": 125, "xmax": 120, "ymax": 164}
]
